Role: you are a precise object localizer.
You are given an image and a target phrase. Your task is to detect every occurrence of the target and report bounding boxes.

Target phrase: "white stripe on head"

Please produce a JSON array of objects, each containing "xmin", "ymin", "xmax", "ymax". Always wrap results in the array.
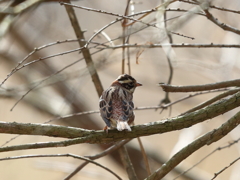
[{"xmin": 118, "ymin": 79, "xmax": 133, "ymax": 84}]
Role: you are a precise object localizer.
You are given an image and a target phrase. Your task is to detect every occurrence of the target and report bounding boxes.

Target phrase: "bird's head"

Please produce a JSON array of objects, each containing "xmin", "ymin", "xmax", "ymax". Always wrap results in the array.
[{"xmin": 113, "ymin": 74, "xmax": 142, "ymax": 93}]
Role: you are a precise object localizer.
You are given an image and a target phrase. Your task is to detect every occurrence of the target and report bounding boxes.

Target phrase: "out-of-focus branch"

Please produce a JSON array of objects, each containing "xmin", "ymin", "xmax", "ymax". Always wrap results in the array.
[
  {"xmin": 119, "ymin": 146, "xmax": 138, "ymax": 180},
  {"xmin": 158, "ymin": 0, "xmax": 174, "ymax": 107},
  {"xmin": 60, "ymin": 1, "xmax": 175, "ymax": 31},
  {"xmin": 174, "ymin": 137, "xmax": 240, "ymax": 179},
  {"xmin": 179, "ymin": 0, "xmax": 240, "ymax": 14},
  {"xmin": 181, "ymin": 88, "xmax": 240, "ymax": 115},
  {"xmin": 0, "ymin": 153, "xmax": 122, "ymax": 180},
  {"xmin": 145, "ymin": 110, "xmax": 240, "ymax": 180},
  {"xmin": 0, "ymin": 0, "xmax": 42, "ymax": 15},
  {"xmin": 64, "ymin": 140, "xmax": 131, "ymax": 180},
  {"xmin": 2, "ymin": 42, "xmax": 239, "ymax": 88},
  {"xmin": 160, "ymin": 79, "xmax": 240, "ymax": 92},
  {"xmin": 63, "ymin": 0, "xmax": 103, "ymax": 97},
  {"xmin": 0, "ymin": 47, "xmax": 83, "ymax": 88}
]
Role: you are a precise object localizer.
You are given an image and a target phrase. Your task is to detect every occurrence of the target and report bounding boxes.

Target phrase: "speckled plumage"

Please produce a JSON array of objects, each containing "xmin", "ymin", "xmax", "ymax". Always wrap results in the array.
[{"xmin": 99, "ymin": 74, "xmax": 142, "ymax": 132}]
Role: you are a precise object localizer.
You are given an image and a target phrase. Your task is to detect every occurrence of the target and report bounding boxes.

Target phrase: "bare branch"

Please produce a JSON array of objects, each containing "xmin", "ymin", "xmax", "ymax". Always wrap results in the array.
[
  {"xmin": 65, "ymin": 140, "xmax": 131, "ymax": 179},
  {"xmin": 174, "ymin": 137, "xmax": 240, "ymax": 179},
  {"xmin": 119, "ymin": 146, "xmax": 138, "ymax": 180},
  {"xmin": 1, "ymin": 91, "xmax": 240, "ymax": 152},
  {"xmin": 60, "ymin": 2, "xmax": 160, "ymax": 31},
  {"xmin": 0, "ymin": 47, "xmax": 82, "ymax": 88},
  {"xmin": 182, "ymin": 88, "xmax": 240, "ymax": 115},
  {"xmin": 137, "ymin": 137, "xmax": 151, "ymax": 175},
  {"xmin": 211, "ymin": 157, "xmax": 240, "ymax": 180},
  {"xmin": 204, "ymin": 9, "xmax": 240, "ymax": 35},
  {"xmin": 160, "ymin": 79, "xmax": 240, "ymax": 92},
  {"xmin": 145, "ymin": 110, "xmax": 240, "ymax": 180},
  {"xmin": 109, "ymin": 43, "xmax": 240, "ymax": 49},
  {"xmin": 63, "ymin": 0, "xmax": 103, "ymax": 97},
  {"xmin": 0, "ymin": 0, "xmax": 42, "ymax": 15},
  {"xmin": 10, "ymin": 58, "xmax": 83, "ymax": 111},
  {"xmin": 0, "ymin": 153, "xmax": 122, "ymax": 180},
  {"xmin": 179, "ymin": 0, "xmax": 240, "ymax": 15}
]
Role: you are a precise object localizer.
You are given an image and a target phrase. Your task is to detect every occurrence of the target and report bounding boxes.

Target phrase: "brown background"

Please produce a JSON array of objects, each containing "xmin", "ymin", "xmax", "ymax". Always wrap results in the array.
[{"xmin": 0, "ymin": 0, "xmax": 240, "ymax": 179}]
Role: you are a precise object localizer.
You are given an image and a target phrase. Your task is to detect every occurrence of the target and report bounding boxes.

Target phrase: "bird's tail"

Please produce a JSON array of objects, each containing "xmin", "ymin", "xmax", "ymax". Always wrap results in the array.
[{"xmin": 117, "ymin": 121, "xmax": 131, "ymax": 131}]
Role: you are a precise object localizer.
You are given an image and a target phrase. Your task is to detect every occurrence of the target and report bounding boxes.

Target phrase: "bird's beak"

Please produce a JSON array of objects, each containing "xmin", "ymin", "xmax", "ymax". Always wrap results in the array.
[{"xmin": 136, "ymin": 82, "xmax": 142, "ymax": 86}]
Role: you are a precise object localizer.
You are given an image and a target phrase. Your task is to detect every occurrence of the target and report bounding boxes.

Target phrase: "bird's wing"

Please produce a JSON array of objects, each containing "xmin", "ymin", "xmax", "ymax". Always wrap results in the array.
[
  {"xmin": 99, "ymin": 93, "xmax": 113, "ymax": 127},
  {"xmin": 122, "ymin": 100, "xmax": 134, "ymax": 121}
]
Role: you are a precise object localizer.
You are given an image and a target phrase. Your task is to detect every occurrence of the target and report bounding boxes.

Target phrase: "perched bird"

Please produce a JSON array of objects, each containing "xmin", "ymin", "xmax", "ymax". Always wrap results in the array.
[{"xmin": 99, "ymin": 74, "xmax": 142, "ymax": 132}]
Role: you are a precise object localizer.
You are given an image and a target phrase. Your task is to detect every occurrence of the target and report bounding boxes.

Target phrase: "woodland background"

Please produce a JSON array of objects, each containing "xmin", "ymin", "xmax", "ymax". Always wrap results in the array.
[{"xmin": 1, "ymin": 0, "xmax": 240, "ymax": 180}]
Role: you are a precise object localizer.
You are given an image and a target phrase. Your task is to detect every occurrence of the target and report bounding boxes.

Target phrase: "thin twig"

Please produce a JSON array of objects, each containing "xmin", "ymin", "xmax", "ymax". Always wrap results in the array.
[
  {"xmin": 211, "ymin": 157, "xmax": 240, "ymax": 180},
  {"xmin": 60, "ymin": 1, "xmax": 173, "ymax": 36},
  {"xmin": 0, "ymin": 46, "xmax": 82, "ymax": 88},
  {"xmin": 64, "ymin": 139, "xmax": 131, "ymax": 180},
  {"xmin": 4, "ymin": 41, "xmax": 237, "ymax": 90},
  {"xmin": 0, "ymin": 153, "xmax": 122, "ymax": 180},
  {"xmin": 181, "ymin": 87, "xmax": 240, "ymax": 115},
  {"xmin": 173, "ymin": 137, "xmax": 240, "ymax": 180},
  {"xmin": 0, "ymin": 39, "xmax": 105, "ymax": 88},
  {"xmin": 10, "ymin": 58, "xmax": 83, "ymax": 111},
  {"xmin": 179, "ymin": 0, "xmax": 240, "ymax": 15},
  {"xmin": 204, "ymin": 9, "xmax": 240, "ymax": 35},
  {"xmin": 109, "ymin": 43, "xmax": 240, "ymax": 49}
]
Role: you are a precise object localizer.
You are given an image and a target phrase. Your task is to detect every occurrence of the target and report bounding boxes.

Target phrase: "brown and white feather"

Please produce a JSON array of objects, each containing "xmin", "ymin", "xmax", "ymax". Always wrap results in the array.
[{"xmin": 99, "ymin": 74, "xmax": 142, "ymax": 132}]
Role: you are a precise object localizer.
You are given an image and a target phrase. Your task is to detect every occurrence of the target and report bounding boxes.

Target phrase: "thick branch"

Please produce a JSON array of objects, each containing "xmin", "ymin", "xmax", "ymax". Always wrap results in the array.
[
  {"xmin": 0, "ymin": 121, "xmax": 91, "ymax": 138},
  {"xmin": 1, "ymin": 91, "xmax": 240, "ymax": 153},
  {"xmin": 145, "ymin": 111, "xmax": 240, "ymax": 180}
]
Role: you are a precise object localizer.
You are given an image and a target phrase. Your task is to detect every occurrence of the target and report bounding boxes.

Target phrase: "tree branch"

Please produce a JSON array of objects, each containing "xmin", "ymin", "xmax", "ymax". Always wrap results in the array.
[
  {"xmin": 63, "ymin": 0, "xmax": 103, "ymax": 97},
  {"xmin": 119, "ymin": 146, "xmax": 138, "ymax": 180},
  {"xmin": 0, "ymin": 153, "xmax": 122, "ymax": 180},
  {"xmin": 1, "ymin": 91, "xmax": 240, "ymax": 152},
  {"xmin": 204, "ymin": 9, "xmax": 240, "ymax": 35},
  {"xmin": 181, "ymin": 88, "xmax": 240, "ymax": 115},
  {"xmin": 160, "ymin": 79, "xmax": 240, "ymax": 92},
  {"xmin": 145, "ymin": 110, "xmax": 240, "ymax": 180}
]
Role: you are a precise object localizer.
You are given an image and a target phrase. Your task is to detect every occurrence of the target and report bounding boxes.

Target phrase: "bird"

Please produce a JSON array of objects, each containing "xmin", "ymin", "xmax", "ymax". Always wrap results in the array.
[{"xmin": 99, "ymin": 74, "xmax": 142, "ymax": 132}]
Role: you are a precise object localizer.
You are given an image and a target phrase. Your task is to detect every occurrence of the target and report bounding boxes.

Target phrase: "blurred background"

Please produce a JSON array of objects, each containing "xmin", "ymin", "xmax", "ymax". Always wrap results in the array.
[{"xmin": 1, "ymin": 0, "xmax": 240, "ymax": 179}]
